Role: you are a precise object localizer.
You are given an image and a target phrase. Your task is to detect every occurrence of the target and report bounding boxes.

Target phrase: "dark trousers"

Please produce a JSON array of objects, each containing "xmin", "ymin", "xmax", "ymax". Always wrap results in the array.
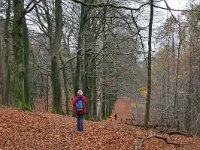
[{"xmin": 77, "ymin": 114, "xmax": 84, "ymax": 131}]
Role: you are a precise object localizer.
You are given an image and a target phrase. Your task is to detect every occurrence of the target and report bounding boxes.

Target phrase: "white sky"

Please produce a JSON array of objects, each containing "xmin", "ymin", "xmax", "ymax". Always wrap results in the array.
[
  {"xmin": 166, "ymin": 0, "xmax": 188, "ymax": 10},
  {"xmin": 161, "ymin": 0, "xmax": 200, "ymax": 13},
  {"xmin": 158, "ymin": 0, "xmax": 189, "ymax": 17},
  {"xmin": 152, "ymin": 0, "xmax": 191, "ymax": 26}
]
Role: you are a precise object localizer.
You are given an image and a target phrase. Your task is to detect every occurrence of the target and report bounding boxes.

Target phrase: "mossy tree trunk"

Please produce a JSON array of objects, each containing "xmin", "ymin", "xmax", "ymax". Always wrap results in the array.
[
  {"xmin": 12, "ymin": 0, "xmax": 28, "ymax": 109},
  {"xmin": 0, "ymin": 15, "xmax": 4, "ymax": 105},
  {"xmin": 51, "ymin": 0, "xmax": 63, "ymax": 114},
  {"xmin": 4, "ymin": 0, "xmax": 11, "ymax": 105},
  {"xmin": 23, "ymin": 17, "xmax": 32, "ymax": 108}
]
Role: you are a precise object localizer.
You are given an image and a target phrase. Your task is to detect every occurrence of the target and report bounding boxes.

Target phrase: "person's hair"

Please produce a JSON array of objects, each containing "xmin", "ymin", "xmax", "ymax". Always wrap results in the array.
[{"xmin": 77, "ymin": 90, "xmax": 83, "ymax": 96}]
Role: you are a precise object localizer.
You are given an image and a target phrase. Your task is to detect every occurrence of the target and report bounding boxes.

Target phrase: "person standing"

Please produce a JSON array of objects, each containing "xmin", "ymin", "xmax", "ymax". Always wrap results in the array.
[
  {"xmin": 72, "ymin": 90, "xmax": 88, "ymax": 131},
  {"xmin": 114, "ymin": 114, "xmax": 117, "ymax": 120},
  {"xmin": 109, "ymin": 114, "xmax": 112, "ymax": 121}
]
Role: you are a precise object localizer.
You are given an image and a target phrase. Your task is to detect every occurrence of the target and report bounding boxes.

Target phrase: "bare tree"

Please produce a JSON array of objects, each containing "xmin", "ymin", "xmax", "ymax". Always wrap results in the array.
[{"xmin": 144, "ymin": 0, "xmax": 154, "ymax": 128}]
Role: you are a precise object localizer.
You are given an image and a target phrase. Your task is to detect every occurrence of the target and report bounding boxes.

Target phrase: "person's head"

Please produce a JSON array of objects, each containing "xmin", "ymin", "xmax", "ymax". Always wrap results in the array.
[{"xmin": 77, "ymin": 90, "xmax": 83, "ymax": 96}]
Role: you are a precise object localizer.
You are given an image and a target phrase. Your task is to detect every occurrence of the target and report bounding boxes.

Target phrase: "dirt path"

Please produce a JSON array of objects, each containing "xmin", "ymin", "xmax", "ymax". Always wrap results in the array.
[{"xmin": 112, "ymin": 99, "xmax": 133, "ymax": 123}]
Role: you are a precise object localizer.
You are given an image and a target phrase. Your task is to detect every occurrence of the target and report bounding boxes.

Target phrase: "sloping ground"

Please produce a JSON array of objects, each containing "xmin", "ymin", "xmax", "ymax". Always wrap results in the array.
[{"xmin": 1, "ymin": 100, "xmax": 200, "ymax": 150}]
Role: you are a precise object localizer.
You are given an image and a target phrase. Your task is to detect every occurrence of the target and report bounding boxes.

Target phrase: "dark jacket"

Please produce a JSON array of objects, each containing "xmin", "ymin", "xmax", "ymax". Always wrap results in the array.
[{"xmin": 72, "ymin": 96, "xmax": 88, "ymax": 114}]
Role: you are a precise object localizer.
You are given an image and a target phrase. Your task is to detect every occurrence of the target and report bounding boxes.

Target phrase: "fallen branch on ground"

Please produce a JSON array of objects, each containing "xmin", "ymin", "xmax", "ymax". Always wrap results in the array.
[
  {"xmin": 134, "ymin": 134, "xmax": 188, "ymax": 150},
  {"xmin": 166, "ymin": 131, "xmax": 193, "ymax": 137}
]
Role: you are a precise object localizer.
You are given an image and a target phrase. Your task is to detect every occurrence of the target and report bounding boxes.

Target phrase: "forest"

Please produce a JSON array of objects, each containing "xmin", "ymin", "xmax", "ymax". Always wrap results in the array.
[{"xmin": 0, "ymin": 0, "xmax": 200, "ymax": 145}]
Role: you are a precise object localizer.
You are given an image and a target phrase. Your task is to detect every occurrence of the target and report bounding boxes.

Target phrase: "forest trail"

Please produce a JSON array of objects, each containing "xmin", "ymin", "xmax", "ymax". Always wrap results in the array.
[
  {"xmin": 112, "ymin": 99, "xmax": 133, "ymax": 123},
  {"xmin": 1, "ymin": 99, "xmax": 200, "ymax": 150}
]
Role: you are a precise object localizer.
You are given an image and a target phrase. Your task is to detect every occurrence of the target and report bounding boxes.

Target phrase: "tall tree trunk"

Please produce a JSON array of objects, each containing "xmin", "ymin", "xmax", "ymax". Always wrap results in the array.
[
  {"xmin": 144, "ymin": 0, "xmax": 154, "ymax": 128},
  {"xmin": 173, "ymin": 22, "xmax": 182, "ymax": 129},
  {"xmin": 92, "ymin": 58, "xmax": 97, "ymax": 120},
  {"xmin": 184, "ymin": 26, "xmax": 195, "ymax": 132},
  {"xmin": 4, "ymin": 0, "xmax": 11, "ymax": 105},
  {"xmin": 60, "ymin": 54, "xmax": 69, "ymax": 115},
  {"xmin": 166, "ymin": 47, "xmax": 170, "ymax": 126},
  {"xmin": 74, "ymin": 0, "xmax": 92, "ymax": 95},
  {"xmin": 0, "ymin": 15, "xmax": 4, "ymax": 105},
  {"xmin": 96, "ymin": 76, "xmax": 102, "ymax": 120},
  {"xmin": 197, "ymin": 57, "xmax": 200, "ymax": 114},
  {"xmin": 62, "ymin": 35, "xmax": 74, "ymax": 115},
  {"xmin": 45, "ymin": 74, "xmax": 49, "ymax": 112},
  {"xmin": 185, "ymin": 49, "xmax": 192, "ymax": 132},
  {"xmin": 12, "ymin": 0, "xmax": 28, "ymax": 109},
  {"xmin": 0, "ymin": 0, "xmax": 3, "ymax": 104},
  {"xmin": 74, "ymin": 4, "xmax": 87, "ymax": 95},
  {"xmin": 23, "ymin": 17, "xmax": 31, "ymax": 108},
  {"xmin": 83, "ymin": 49, "xmax": 93, "ymax": 119},
  {"xmin": 51, "ymin": 0, "xmax": 63, "ymax": 114},
  {"xmin": 196, "ymin": 56, "xmax": 200, "ymax": 136}
]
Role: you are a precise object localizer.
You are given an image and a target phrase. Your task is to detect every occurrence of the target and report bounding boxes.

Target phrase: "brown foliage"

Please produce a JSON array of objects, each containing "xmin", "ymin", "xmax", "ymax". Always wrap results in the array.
[{"xmin": 0, "ymin": 100, "xmax": 200, "ymax": 150}]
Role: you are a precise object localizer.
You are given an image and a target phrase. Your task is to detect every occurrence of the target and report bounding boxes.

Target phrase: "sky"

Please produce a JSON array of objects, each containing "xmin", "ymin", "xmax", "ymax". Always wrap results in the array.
[
  {"xmin": 158, "ymin": 0, "xmax": 189, "ymax": 18},
  {"xmin": 161, "ymin": 0, "xmax": 200, "ymax": 14},
  {"xmin": 166, "ymin": 0, "xmax": 188, "ymax": 10},
  {"xmin": 152, "ymin": 0, "xmax": 193, "ymax": 27}
]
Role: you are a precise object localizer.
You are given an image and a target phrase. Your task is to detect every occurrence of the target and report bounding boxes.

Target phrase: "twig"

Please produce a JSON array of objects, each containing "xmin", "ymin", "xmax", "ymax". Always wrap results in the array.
[{"xmin": 25, "ymin": 0, "xmax": 43, "ymax": 14}]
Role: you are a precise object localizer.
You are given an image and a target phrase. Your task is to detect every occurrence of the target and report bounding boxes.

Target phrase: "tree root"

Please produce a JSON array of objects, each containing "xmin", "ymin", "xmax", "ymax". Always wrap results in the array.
[{"xmin": 134, "ymin": 134, "xmax": 188, "ymax": 150}]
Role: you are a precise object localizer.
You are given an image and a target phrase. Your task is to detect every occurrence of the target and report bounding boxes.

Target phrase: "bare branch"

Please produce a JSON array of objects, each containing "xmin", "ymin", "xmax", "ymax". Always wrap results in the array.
[
  {"xmin": 24, "ymin": 0, "xmax": 43, "ymax": 14},
  {"xmin": 166, "ymin": 131, "xmax": 193, "ymax": 137},
  {"xmin": 71, "ymin": 0, "xmax": 149, "ymax": 11},
  {"xmin": 163, "ymin": 0, "xmax": 177, "ymax": 21},
  {"xmin": 131, "ymin": 10, "xmax": 146, "ymax": 59},
  {"xmin": 153, "ymin": 4, "xmax": 190, "ymax": 12},
  {"xmin": 135, "ymin": 134, "xmax": 188, "ymax": 150}
]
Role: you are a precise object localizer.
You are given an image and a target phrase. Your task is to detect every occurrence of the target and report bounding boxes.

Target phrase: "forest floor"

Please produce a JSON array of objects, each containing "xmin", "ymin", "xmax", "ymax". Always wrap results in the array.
[{"xmin": 1, "ymin": 99, "xmax": 200, "ymax": 150}]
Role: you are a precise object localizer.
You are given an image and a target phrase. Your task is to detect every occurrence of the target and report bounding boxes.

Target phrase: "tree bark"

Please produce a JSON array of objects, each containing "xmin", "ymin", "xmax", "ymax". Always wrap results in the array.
[
  {"xmin": 12, "ymin": 0, "xmax": 27, "ymax": 109},
  {"xmin": 4, "ymin": 0, "xmax": 11, "ymax": 105},
  {"xmin": 92, "ymin": 58, "xmax": 97, "ymax": 120},
  {"xmin": 185, "ymin": 28, "xmax": 194, "ymax": 132},
  {"xmin": 144, "ymin": 0, "xmax": 154, "ymax": 128},
  {"xmin": 74, "ymin": 0, "xmax": 93, "ymax": 95},
  {"xmin": 60, "ymin": 54, "xmax": 70, "ymax": 115},
  {"xmin": 74, "ymin": 3, "xmax": 87, "ymax": 94},
  {"xmin": 0, "ymin": 18, "xmax": 5, "ymax": 104},
  {"xmin": 23, "ymin": 16, "xmax": 31, "ymax": 108},
  {"xmin": 62, "ymin": 35, "xmax": 74, "ymax": 115},
  {"xmin": 51, "ymin": 0, "xmax": 63, "ymax": 114},
  {"xmin": 0, "ymin": 14, "xmax": 4, "ymax": 105},
  {"xmin": 173, "ymin": 22, "xmax": 183, "ymax": 129}
]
